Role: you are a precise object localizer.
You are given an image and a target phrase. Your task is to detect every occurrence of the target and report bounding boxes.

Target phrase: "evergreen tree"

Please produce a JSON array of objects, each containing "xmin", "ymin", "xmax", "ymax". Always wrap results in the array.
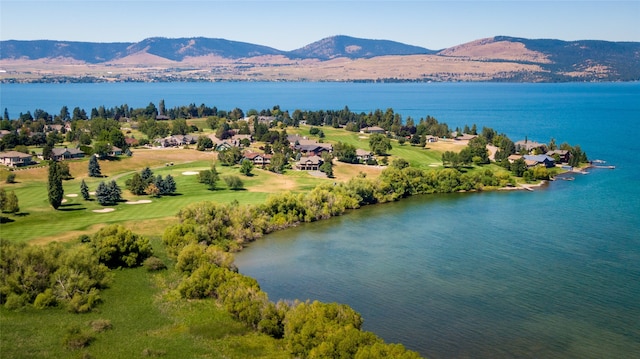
[
  {"xmin": 163, "ymin": 174, "xmax": 177, "ymax": 194},
  {"xmin": 95, "ymin": 182, "xmax": 109, "ymax": 205},
  {"xmin": 47, "ymin": 160, "xmax": 64, "ymax": 209},
  {"xmin": 88, "ymin": 155, "xmax": 101, "ymax": 177},
  {"xmin": 107, "ymin": 181, "xmax": 122, "ymax": 204},
  {"xmin": 140, "ymin": 167, "xmax": 153, "ymax": 184},
  {"xmin": 80, "ymin": 179, "xmax": 90, "ymax": 200}
]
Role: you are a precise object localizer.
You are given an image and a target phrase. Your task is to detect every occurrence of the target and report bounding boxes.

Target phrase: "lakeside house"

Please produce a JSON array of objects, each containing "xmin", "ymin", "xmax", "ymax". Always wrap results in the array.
[
  {"xmin": 546, "ymin": 149, "xmax": 570, "ymax": 163},
  {"xmin": 0, "ymin": 151, "xmax": 34, "ymax": 167},
  {"xmin": 296, "ymin": 155, "xmax": 323, "ymax": 171},
  {"xmin": 515, "ymin": 140, "xmax": 547, "ymax": 154},
  {"xmin": 523, "ymin": 154, "xmax": 555, "ymax": 168}
]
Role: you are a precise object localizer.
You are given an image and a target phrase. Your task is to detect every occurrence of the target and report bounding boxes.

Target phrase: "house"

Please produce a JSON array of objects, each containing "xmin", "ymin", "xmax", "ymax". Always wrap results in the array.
[
  {"xmin": 109, "ymin": 146, "xmax": 123, "ymax": 157},
  {"xmin": 515, "ymin": 140, "xmax": 547, "ymax": 154},
  {"xmin": 508, "ymin": 154, "xmax": 523, "ymax": 163},
  {"xmin": 356, "ymin": 149, "xmax": 373, "ymax": 162},
  {"xmin": 546, "ymin": 150, "xmax": 570, "ymax": 163},
  {"xmin": 296, "ymin": 155, "xmax": 324, "ymax": 171},
  {"xmin": 523, "ymin": 154, "xmax": 555, "ymax": 168},
  {"xmin": 243, "ymin": 152, "xmax": 272, "ymax": 167},
  {"xmin": 50, "ymin": 147, "xmax": 85, "ymax": 161},
  {"xmin": 292, "ymin": 139, "xmax": 333, "ymax": 156},
  {"xmin": 455, "ymin": 133, "xmax": 478, "ymax": 142},
  {"xmin": 157, "ymin": 134, "xmax": 198, "ymax": 147},
  {"xmin": 425, "ymin": 135, "xmax": 438, "ymax": 143},
  {"xmin": 0, "ymin": 151, "xmax": 34, "ymax": 167},
  {"xmin": 125, "ymin": 137, "xmax": 139, "ymax": 147},
  {"xmin": 231, "ymin": 134, "xmax": 253, "ymax": 144},
  {"xmin": 360, "ymin": 126, "xmax": 386, "ymax": 134}
]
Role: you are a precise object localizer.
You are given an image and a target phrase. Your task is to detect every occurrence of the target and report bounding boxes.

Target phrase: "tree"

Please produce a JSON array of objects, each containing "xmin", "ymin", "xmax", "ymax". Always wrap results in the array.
[
  {"xmin": 269, "ymin": 153, "xmax": 287, "ymax": 174},
  {"xmin": 239, "ymin": 159, "xmax": 254, "ymax": 176},
  {"xmin": 198, "ymin": 165, "xmax": 219, "ymax": 190},
  {"xmin": 218, "ymin": 147, "xmax": 242, "ymax": 166},
  {"xmin": 80, "ymin": 179, "xmax": 90, "ymax": 200},
  {"xmin": 88, "ymin": 224, "xmax": 153, "ymax": 268},
  {"xmin": 196, "ymin": 136, "xmax": 213, "ymax": 151},
  {"xmin": 126, "ymin": 172, "xmax": 147, "ymax": 195},
  {"xmin": 3, "ymin": 190, "xmax": 19, "ymax": 214},
  {"xmin": 319, "ymin": 152, "xmax": 334, "ymax": 178},
  {"xmin": 223, "ymin": 175, "xmax": 244, "ymax": 190},
  {"xmin": 140, "ymin": 167, "xmax": 153, "ymax": 184},
  {"xmin": 369, "ymin": 134, "xmax": 392, "ymax": 156},
  {"xmin": 95, "ymin": 181, "xmax": 122, "ymax": 205},
  {"xmin": 146, "ymin": 183, "xmax": 160, "ymax": 197},
  {"xmin": 88, "ymin": 155, "xmax": 101, "ymax": 177},
  {"xmin": 59, "ymin": 161, "xmax": 72, "ymax": 180},
  {"xmin": 510, "ymin": 158, "xmax": 527, "ymax": 177},
  {"xmin": 93, "ymin": 141, "xmax": 111, "ymax": 158},
  {"xmin": 5, "ymin": 173, "xmax": 16, "ymax": 184},
  {"xmin": 334, "ymin": 142, "xmax": 358, "ymax": 163},
  {"xmin": 162, "ymin": 174, "xmax": 177, "ymax": 195},
  {"xmin": 48, "ymin": 160, "xmax": 64, "ymax": 209}
]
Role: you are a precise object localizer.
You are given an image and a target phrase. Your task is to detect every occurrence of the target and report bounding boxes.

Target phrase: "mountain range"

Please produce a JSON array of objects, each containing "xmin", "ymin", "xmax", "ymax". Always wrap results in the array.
[{"xmin": 1, "ymin": 35, "xmax": 639, "ymax": 82}]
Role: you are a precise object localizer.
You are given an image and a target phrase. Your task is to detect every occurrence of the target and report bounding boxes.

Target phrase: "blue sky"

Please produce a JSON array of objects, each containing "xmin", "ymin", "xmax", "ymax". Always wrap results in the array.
[{"xmin": 1, "ymin": 1, "xmax": 638, "ymax": 50}]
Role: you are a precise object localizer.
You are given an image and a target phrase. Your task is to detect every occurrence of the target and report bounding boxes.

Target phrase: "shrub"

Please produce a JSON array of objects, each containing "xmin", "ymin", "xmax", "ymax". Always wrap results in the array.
[
  {"xmin": 223, "ymin": 175, "xmax": 244, "ymax": 190},
  {"xmin": 143, "ymin": 256, "xmax": 167, "ymax": 271},
  {"xmin": 33, "ymin": 289, "xmax": 57, "ymax": 309},
  {"xmin": 62, "ymin": 325, "xmax": 94, "ymax": 350},
  {"xmin": 5, "ymin": 173, "xmax": 16, "ymax": 183},
  {"xmin": 88, "ymin": 225, "xmax": 153, "ymax": 268},
  {"xmin": 89, "ymin": 319, "xmax": 113, "ymax": 332}
]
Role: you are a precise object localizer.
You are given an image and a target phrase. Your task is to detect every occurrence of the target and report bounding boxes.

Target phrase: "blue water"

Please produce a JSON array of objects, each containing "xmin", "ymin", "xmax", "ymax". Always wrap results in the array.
[{"xmin": 2, "ymin": 82, "xmax": 639, "ymax": 358}]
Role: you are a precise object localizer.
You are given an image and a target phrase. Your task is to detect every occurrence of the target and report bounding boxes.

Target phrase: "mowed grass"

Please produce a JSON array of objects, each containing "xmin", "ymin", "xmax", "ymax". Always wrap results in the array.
[
  {"xmin": 0, "ymin": 148, "xmax": 334, "ymax": 243},
  {"xmin": 0, "ymin": 237, "xmax": 289, "ymax": 359}
]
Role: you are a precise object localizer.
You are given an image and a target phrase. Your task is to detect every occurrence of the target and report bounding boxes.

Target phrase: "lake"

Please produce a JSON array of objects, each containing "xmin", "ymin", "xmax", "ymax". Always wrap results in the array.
[{"xmin": 2, "ymin": 82, "xmax": 639, "ymax": 358}]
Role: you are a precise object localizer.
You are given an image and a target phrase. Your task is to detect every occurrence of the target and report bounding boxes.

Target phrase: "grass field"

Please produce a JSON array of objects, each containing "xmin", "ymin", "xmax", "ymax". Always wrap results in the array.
[{"xmin": 0, "ymin": 237, "xmax": 289, "ymax": 359}]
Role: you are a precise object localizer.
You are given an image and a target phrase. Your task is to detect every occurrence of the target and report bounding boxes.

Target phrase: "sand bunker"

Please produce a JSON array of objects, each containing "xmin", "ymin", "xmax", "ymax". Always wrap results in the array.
[
  {"xmin": 66, "ymin": 193, "xmax": 78, "ymax": 197},
  {"xmin": 61, "ymin": 199, "xmax": 68, "ymax": 203},
  {"xmin": 182, "ymin": 171, "xmax": 199, "ymax": 175},
  {"xmin": 125, "ymin": 200, "xmax": 152, "ymax": 205},
  {"xmin": 92, "ymin": 208, "xmax": 115, "ymax": 213},
  {"xmin": 89, "ymin": 191, "xmax": 96, "ymax": 195}
]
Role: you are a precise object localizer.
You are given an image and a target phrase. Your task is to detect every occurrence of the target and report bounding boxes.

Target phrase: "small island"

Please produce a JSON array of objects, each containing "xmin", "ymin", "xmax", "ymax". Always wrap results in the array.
[{"xmin": 0, "ymin": 102, "xmax": 590, "ymax": 358}]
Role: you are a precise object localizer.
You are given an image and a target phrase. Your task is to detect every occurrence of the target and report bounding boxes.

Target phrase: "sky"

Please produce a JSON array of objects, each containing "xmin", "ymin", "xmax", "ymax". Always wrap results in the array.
[{"xmin": 1, "ymin": 0, "xmax": 638, "ymax": 50}]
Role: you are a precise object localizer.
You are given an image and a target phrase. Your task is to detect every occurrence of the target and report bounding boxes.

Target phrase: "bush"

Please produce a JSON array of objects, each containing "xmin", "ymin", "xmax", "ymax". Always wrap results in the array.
[
  {"xmin": 88, "ymin": 225, "xmax": 153, "ymax": 268},
  {"xmin": 143, "ymin": 256, "xmax": 167, "ymax": 271},
  {"xmin": 90, "ymin": 319, "xmax": 113, "ymax": 332},
  {"xmin": 33, "ymin": 288, "xmax": 57, "ymax": 309},
  {"xmin": 5, "ymin": 173, "xmax": 16, "ymax": 183},
  {"xmin": 223, "ymin": 175, "xmax": 244, "ymax": 190},
  {"xmin": 62, "ymin": 325, "xmax": 94, "ymax": 350}
]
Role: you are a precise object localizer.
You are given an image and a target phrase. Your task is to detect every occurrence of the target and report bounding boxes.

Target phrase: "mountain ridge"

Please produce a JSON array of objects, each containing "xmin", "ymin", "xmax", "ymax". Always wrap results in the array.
[{"xmin": 1, "ymin": 35, "xmax": 639, "ymax": 82}]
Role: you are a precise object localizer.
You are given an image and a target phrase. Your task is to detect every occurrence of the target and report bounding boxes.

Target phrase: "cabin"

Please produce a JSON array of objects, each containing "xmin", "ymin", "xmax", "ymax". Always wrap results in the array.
[
  {"xmin": 296, "ymin": 155, "xmax": 323, "ymax": 171},
  {"xmin": 0, "ymin": 151, "xmax": 34, "ymax": 167}
]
